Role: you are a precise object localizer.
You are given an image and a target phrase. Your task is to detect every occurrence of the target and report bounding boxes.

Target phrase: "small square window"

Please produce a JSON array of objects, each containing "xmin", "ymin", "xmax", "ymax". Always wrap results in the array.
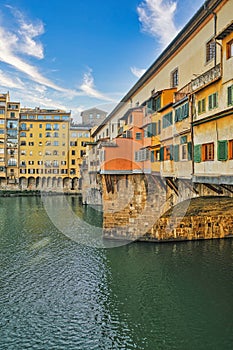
[
  {"xmin": 171, "ymin": 68, "xmax": 178, "ymax": 87},
  {"xmin": 227, "ymin": 39, "xmax": 233, "ymax": 59}
]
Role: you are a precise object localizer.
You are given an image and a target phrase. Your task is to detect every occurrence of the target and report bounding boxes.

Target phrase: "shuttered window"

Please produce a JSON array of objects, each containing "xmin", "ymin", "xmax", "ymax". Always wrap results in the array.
[
  {"xmin": 217, "ymin": 140, "xmax": 228, "ymax": 161},
  {"xmin": 227, "ymin": 85, "xmax": 233, "ymax": 106},
  {"xmin": 208, "ymin": 92, "xmax": 218, "ymax": 110},
  {"xmin": 198, "ymin": 98, "xmax": 206, "ymax": 114},
  {"xmin": 194, "ymin": 145, "xmax": 201, "ymax": 163},
  {"xmin": 175, "ymin": 102, "xmax": 189, "ymax": 122},
  {"xmin": 162, "ymin": 112, "xmax": 173, "ymax": 128},
  {"xmin": 202, "ymin": 143, "xmax": 214, "ymax": 161}
]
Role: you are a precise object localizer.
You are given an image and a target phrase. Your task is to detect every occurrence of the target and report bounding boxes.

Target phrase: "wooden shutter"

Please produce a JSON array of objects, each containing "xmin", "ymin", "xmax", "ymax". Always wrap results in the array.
[
  {"xmin": 208, "ymin": 95, "xmax": 212, "ymax": 110},
  {"xmin": 152, "ymin": 123, "xmax": 157, "ymax": 136},
  {"xmin": 188, "ymin": 141, "xmax": 192, "ymax": 160},
  {"xmin": 217, "ymin": 140, "xmax": 228, "ymax": 161},
  {"xmin": 173, "ymin": 144, "xmax": 179, "ymax": 162},
  {"xmin": 227, "ymin": 86, "xmax": 233, "ymax": 106},
  {"xmin": 160, "ymin": 146, "xmax": 164, "ymax": 161},
  {"xmin": 194, "ymin": 144, "xmax": 201, "ymax": 163}
]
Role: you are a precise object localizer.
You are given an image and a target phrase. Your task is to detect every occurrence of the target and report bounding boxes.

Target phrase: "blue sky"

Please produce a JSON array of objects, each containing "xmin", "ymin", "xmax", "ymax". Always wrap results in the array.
[{"xmin": 0, "ymin": 0, "xmax": 204, "ymax": 121}]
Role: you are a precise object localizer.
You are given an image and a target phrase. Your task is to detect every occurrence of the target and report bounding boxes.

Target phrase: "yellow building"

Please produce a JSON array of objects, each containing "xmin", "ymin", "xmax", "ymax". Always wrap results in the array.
[
  {"xmin": 69, "ymin": 123, "xmax": 91, "ymax": 189},
  {"xmin": 18, "ymin": 108, "xmax": 71, "ymax": 190}
]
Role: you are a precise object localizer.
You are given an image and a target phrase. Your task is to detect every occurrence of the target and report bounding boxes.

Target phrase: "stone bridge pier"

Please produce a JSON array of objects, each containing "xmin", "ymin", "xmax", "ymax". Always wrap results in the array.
[{"xmin": 102, "ymin": 174, "xmax": 233, "ymax": 242}]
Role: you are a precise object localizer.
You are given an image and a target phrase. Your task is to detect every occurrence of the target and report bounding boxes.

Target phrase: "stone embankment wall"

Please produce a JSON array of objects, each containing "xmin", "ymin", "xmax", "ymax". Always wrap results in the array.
[{"xmin": 102, "ymin": 174, "xmax": 233, "ymax": 242}]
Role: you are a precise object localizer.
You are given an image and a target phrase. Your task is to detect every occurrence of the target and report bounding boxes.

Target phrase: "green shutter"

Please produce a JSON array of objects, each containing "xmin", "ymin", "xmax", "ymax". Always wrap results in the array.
[
  {"xmin": 208, "ymin": 95, "xmax": 212, "ymax": 110},
  {"xmin": 188, "ymin": 141, "xmax": 192, "ymax": 160},
  {"xmin": 152, "ymin": 123, "xmax": 157, "ymax": 136},
  {"xmin": 160, "ymin": 147, "xmax": 164, "ymax": 161},
  {"xmin": 198, "ymin": 101, "xmax": 201, "ymax": 114},
  {"xmin": 194, "ymin": 144, "xmax": 202, "ymax": 163},
  {"xmin": 173, "ymin": 144, "xmax": 179, "ymax": 162},
  {"xmin": 217, "ymin": 140, "xmax": 228, "ymax": 161},
  {"xmin": 147, "ymin": 99, "xmax": 152, "ymax": 110},
  {"xmin": 227, "ymin": 86, "xmax": 233, "ymax": 106},
  {"xmin": 151, "ymin": 150, "xmax": 155, "ymax": 162}
]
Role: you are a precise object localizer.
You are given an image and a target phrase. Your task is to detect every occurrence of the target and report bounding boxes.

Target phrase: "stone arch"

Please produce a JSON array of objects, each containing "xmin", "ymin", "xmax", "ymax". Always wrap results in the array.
[
  {"xmin": 19, "ymin": 177, "xmax": 27, "ymax": 190},
  {"xmin": 42, "ymin": 177, "xmax": 47, "ymax": 188},
  {"xmin": 63, "ymin": 177, "xmax": 70, "ymax": 190},
  {"xmin": 52, "ymin": 177, "xmax": 57, "ymax": 189},
  {"xmin": 47, "ymin": 176, "xmax": 52, "ymax": 188},
  {"xmin": 36, "ymin": 177, "xmax": 41, "ymax": 189},
  {"xmin": 57, "ymin": 177, "xmax": 63, "ymax": 190},
  {"xmin": 28, "ymin": 176, "xmax": 36, "ymax": 190},
  {"xmin": 72, "ymin": 177, "xmax": 79, "ymax": 190}
]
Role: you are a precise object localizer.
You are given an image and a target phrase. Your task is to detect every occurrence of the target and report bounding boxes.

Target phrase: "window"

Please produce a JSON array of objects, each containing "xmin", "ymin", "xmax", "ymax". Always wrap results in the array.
[
  {"xmin": 0, "ymin": 129, "xmax": 4, "ymax": 134},
  {"xmin": 175, "ymin": 103, "xmax": 189, "ymax": 122},
  {"xmin": 54, "ymin": 141, "xmax": 59, "ymax": 146},
  {"xmin": 53, "ymin": 132, "xmax": 59, "ymax": 137},
  {"xmin": 20, "ymin": 141, "xmax": 26, "ymax": 146},
  {"xmin": 71, "ymin": 132, "xmax": 77, "ymax": 138},
  {"xmin": 20, "ymin": 123, "xmax": 27, "ymax": 131},
  {"xmin": 10, "ymin": 112, "xmax": 15, "ymax": 118},
  {"xmin": 171, "ymin": 68, "xmax": 178, "ymax": 87},
  {"xmin": 0, "ymin": 120, "xmax": 4, "ymax": 124},
  {"xmin": 29, "ymin": 115, "xmax": 35, "ymax": 120},
  {"xmin": 164, "ymin": 145, "xmax": 171, "ymax": 161},
  {"xmin": 180, "ymin": 144, "xmax": 188, "ymax": 160},
  {"xmin": 71, "ymin": 159, "xmax": 75, "ymax": 165},
  {"xmin": 39, "ymin": 124, "xmax": 42, "ymax": 128},
  {"xmin": 54, "ymin": 116, "xmax": 60, "ymax": 120},
  {"xmin": 89, "ymin": 113, "xmax": 93, "ymax": 119},
  {"xmin": 46, "ymin": 141, "xmax": 51, "ymax": 146},
  {"xmin": 0, "ymin": 109, "xmax": 4, "ymax": 114},
  {"xmin": 206, "ymin": 39, "xmax": 215, "ymax": 62},
  {"xmin": 62, "ymin": 124, "xmax": 66, "ymax": 129},
  {"xmin": 28, "ymin": 161, "xmax": 34, "ymax": 165},
  {"xmin": 227, "ymin": 85, "xmax": 233, "ymax": 106},
  {"xmin": 227, "ymin": 39, "xmax": 233, "ymax": 59},
  {"xmin": 8, "ymin": 159, "xmax": 17, "ymax": 166},
  {"xmin": 46, "ymin": 132, "xmax": 51, "ymax": 137},
  {"xmin": 28, "ymin": 169, "xmax": 35, "ymax": 174},
  {"xmin": 20, "ymin": 161, "xmax": 26, "ymax": 166},
  {"xmin": 39, "ymin": 133, "xmax": 42, "ymax": 138},
  {"xmin": 208, "ymin": 92, "xmax": 218, "ymax": 110},
  {"xmin": 198, "ymin": 98, "xmax": 206, "ymax": 114},
  {"xmin": 30, "ymin": 133, "xmax": 33, "ymax": 137},
  {"xmin": 46, "ymin": 123, "xmax": 52, "ymax": 130},
  {"xmin": 53, "ymin": 124, "xmax": 59, "ymax": 130},
  {"xmin": 30, "ymin": 124, "xmax": 33, "ymax": 128},
  {"xmin": 38, "ymin": 115, "xmax": 45, "ymax": 120},
  {"xmin": 162, "ymin": 112, "xmax": 173, "ymax": 128},
  {"xmin": 38, "ymin": 161, "xmax": 43, "ymax": 165},
  {"xmin": 62, "ymin": 116, "xmax": 69, "ymax": 120},
  {"xmin": 70, "ymin": 141, "xmax": 77, "ymax": 146},
  {"xmin": 21, "ymin": 150, "xmax": 26, "ymax": 155},
  {"xmin": 53, "ymin": 160, "xmax": 59, "ymax": 167},
  {"xmin": 29, "ymin": 142, "xmax": 34, "ymax": 146},
  {"xmin": 135, "ymin": 132, "xmax": 142, "ymax": 140},
  {"xmin": 61, "ymin": 160, "xmax": 66, "ymax": 165},
  {"xmin": 21, "ymin": 115, "xmax": 27, "ymax": 119},
  {"xmin": 72, "ymin": 150, "xmax": 75, "ymax": 155},
  {"xmin": 202, "ymin": 142, "xmax": 214, "ymax": 161}
]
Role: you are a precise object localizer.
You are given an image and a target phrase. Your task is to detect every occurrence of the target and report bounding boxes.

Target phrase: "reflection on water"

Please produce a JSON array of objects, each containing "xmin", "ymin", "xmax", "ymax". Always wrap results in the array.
[{"xmin": 0, "ymin": 196, "xmax": 232, "ymax": 349}]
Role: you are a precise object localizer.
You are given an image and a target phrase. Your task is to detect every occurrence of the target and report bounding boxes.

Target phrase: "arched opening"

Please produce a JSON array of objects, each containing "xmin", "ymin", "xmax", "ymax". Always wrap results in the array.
[
  {"xmin": 36, "ymin": 177, "xmax": 41, "ymax": 189},
  {"xmin": 63, "ymin": 177, "xmax": 70, "ymax": 190},
  {"xmin": 28, "ymin": 176, "xmax": 36, "ymax": 190},
  {"xmin": 19, "ymin": 177, "xmax": 27, "ymax": 190},
  {"xmin": 47, "ymin": 177, "xmax": 52, "ymax": 188}
]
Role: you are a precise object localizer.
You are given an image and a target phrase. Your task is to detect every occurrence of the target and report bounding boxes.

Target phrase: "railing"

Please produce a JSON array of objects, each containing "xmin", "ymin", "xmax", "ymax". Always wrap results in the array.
[{"xmin": 191, "ymin": 64, "xmax": 221, "ymax": 92}]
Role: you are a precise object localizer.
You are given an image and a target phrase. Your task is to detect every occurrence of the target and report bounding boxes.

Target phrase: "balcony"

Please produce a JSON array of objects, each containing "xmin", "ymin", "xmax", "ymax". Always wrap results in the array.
[{"xmin": 191, "ymin": 64, "xmax": 221, "ymax": 92}]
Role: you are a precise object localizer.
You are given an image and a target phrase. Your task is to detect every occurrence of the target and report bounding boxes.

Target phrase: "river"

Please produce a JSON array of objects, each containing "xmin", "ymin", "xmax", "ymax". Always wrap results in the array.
[{"xmin": 0, "ymin": 195, "xmax": 232, "ymax": 349}]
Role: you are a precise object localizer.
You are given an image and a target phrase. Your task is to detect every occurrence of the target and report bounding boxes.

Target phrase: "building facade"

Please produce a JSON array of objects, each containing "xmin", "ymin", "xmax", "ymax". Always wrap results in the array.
[{"xmin": 0, "ymin": 96, "xmax": 91, "ymax": 192}]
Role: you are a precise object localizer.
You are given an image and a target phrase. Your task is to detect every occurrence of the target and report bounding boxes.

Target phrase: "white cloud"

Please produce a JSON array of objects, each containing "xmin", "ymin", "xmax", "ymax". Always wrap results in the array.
[
  {"xmin": 130, "ymin": 66, "xmax": 146, "ymax": 78},
  {"xmin": 80, "ymin": 69, "xmax": 114, "ymax": 102},
  {"xmin": 137, "ymin": 0, "xmax": 179, "ymax": 48},
  {"xmin": 0, "ymin": 70, "xmax": 24, "ymax": 89}
]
